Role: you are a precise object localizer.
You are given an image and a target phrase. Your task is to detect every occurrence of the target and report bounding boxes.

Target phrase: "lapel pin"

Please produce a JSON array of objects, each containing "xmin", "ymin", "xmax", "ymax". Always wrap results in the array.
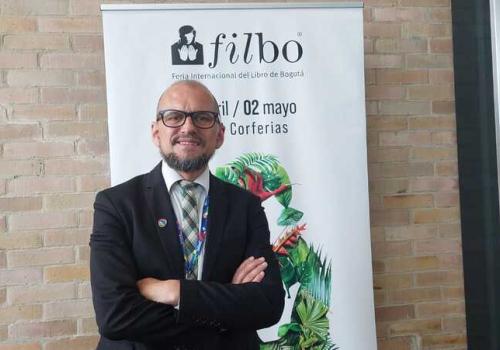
[{"xmin": 157, "ymin": 218, "xmax": 167, "ymax": 228}]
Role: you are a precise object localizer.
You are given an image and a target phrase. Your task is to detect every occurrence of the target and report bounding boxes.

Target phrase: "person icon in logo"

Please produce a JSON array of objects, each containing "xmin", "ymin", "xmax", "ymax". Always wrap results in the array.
[{"xmin": 171, "ymin": 25, "xmax": 204, "ymax": 65}]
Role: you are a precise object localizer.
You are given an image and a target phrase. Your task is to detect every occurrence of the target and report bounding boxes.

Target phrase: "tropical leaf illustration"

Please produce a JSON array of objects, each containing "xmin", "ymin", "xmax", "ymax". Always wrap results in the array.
[
  {"xmin": 296, "ymin": 291, "xmax": 329, "ymax": 338},
  {"xmin": 216, "ymin": 153, "xmax": 279, "ymax": 181},
  {"xmin": 214, "ymin": 165, "xmax": 240, "ymax": 186},
  {"xmin": 215, "ymin": 153, "xmax": 337, "ymax": 350},
  {"xmin": 215, "ymin": 152, "xmax": 303, "ymax": 226},
  {"xmin": 278, "ymin": 208, "xmax": 304, "ymax": 227},
  {"xmin": 265, "ymin": 164, "xmax": 292, "ymax": 208}
]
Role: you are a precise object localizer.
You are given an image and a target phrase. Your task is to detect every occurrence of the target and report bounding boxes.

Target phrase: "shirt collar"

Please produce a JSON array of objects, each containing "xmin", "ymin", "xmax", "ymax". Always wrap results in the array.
[{"xmin": 161, "ymin": 160, "xmax": 210, "ymax": 193}]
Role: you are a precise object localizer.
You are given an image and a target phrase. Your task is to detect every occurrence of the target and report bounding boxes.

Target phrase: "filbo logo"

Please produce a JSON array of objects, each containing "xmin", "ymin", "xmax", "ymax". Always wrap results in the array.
[
  {"xmin": 171, "ymin": 25, "xmax": 204, "ymax": 65},
  {"xmin": 171, "ymin": 25, "xmax": 304, "ymax": 68}
]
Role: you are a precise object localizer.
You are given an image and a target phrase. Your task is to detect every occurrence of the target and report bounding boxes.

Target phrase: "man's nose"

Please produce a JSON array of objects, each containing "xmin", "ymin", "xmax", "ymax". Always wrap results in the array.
[{"xmin": 179, "ymin": 115, "xmax": 197, "ymax": 132}]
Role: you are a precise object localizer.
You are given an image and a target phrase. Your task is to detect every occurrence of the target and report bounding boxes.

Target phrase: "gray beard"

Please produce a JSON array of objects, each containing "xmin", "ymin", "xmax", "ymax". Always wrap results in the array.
[{"xmin": 161, "ymin": 151, "xmax": 212, "ymax": 173}]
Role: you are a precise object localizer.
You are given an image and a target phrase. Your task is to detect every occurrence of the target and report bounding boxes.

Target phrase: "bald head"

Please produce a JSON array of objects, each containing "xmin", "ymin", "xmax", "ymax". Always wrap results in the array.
[{"xmin": 156, "ymin": 80, "xmax": 219, "ymax": 115}]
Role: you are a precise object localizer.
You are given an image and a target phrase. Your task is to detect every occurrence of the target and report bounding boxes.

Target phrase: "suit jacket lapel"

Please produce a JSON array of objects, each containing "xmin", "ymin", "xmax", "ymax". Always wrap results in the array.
[
  {"xmin": 144, "ymin": 162, "xmax": 185, "ymax": 278},
  {"xmin": 202, "ymin": 174, "xmax": 228, "ymax": 280}
]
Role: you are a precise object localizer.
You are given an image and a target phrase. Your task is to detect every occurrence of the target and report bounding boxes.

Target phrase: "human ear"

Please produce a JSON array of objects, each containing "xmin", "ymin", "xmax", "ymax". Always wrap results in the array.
[
  {"xmin": 216, "ymin": 123, "xmax": 225, "ymax": 149},
  {"xmin": 151, "ymin": 121, "xmax": 160, "ymax": 147}
]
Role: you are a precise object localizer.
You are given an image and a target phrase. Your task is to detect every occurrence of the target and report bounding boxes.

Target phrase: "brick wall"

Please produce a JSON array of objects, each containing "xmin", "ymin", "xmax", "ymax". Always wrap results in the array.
[
  {"xmin": 0, "ymin": 0, "xmax": 465, "ymax": 349},
  {"xmin": 365, "ymin": 0, "xmax": 465, "ymax": 349}
]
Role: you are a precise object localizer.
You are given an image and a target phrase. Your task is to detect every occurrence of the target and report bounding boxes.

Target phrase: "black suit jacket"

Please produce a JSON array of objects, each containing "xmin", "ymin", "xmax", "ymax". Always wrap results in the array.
[{"xmin": 90, "ymin": 163, "xmax": 285, "ymax": 349}]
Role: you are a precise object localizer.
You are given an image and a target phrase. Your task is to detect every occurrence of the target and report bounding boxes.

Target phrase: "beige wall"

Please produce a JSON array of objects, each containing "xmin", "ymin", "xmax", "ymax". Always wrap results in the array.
[{"xmin": 0, "ymin": 0, "xmax": 465, "ymax": 349}]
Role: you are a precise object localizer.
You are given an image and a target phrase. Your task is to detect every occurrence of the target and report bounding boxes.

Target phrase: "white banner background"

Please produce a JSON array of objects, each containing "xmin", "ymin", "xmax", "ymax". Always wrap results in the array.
[{"xmin": 102, "ymin": 4, "xmax": 376, "ymax": 349}]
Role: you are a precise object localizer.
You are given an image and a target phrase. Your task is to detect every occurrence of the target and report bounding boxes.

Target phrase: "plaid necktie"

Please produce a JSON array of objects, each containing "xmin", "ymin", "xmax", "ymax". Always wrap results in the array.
[{"xmin": 178, "ymin": 180, "xmax": 200, "ymax": 280}]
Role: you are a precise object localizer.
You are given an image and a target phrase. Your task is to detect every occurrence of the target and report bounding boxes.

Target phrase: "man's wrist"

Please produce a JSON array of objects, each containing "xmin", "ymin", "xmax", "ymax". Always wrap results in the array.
[{"xmin": 164, "ymin": 279, "xmax": 180, "ymax": 306}]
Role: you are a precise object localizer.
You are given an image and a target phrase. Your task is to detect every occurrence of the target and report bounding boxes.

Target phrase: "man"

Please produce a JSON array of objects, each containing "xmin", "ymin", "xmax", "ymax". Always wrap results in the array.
[{"xmin": 90, "ymin": 80, "xmax": 285, "ymax": 349}]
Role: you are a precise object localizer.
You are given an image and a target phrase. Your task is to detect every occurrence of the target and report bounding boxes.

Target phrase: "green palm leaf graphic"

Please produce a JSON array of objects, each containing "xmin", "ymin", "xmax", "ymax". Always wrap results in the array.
[
  {"xmin": 296, "ymin": 292, "xmax": 329, "ymax": 340},
  {"xmin": 230, "ymin": 152, "xmax": 279, "ymax": 175},
  {"xmin": 214, "ymin": 165, "xmax": 240, "ymax": 186},
  {"xmin": 215, "ymin": 152, "xmax": 284, "ymax": 190}
]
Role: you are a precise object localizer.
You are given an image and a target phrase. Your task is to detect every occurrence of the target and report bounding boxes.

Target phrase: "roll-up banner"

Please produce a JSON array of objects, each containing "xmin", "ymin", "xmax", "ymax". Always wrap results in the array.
[{"xmin": 102, "ymin": 3, "xmax": 376, "ymax": 349}]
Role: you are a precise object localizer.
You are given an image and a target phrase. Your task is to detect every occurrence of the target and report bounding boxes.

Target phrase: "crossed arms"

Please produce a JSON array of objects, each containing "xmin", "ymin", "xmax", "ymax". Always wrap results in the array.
[
  {"xmin": 137, "ymin": 255, "xmax": 269, "ymax": 305},
  {"xmin": 90, "ymin": 190, "xmax": 285, "ymax": 344}
]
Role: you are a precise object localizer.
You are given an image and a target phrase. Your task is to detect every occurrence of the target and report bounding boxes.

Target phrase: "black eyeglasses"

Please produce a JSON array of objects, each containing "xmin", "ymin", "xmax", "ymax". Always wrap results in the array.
[{"xmin": 157, "ymin": 109, "xmax": 219, "ymax": 129}]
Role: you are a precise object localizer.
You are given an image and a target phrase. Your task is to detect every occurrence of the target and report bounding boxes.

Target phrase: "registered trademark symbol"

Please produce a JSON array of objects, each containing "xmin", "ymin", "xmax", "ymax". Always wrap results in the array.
[{"xmin": 297, "ymin": 32, "xmax": 302, "ymax": 37}]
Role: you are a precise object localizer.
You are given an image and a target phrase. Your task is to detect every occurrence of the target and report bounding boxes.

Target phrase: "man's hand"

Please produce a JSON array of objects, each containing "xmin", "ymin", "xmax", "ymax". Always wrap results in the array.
[
  {"xmin": 137, "ymin": 278, "xmax": 180, "ymax": 306},
  {"xmin": 232, "ymin": 256, "xmax": 268, "ymax": 284}
]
